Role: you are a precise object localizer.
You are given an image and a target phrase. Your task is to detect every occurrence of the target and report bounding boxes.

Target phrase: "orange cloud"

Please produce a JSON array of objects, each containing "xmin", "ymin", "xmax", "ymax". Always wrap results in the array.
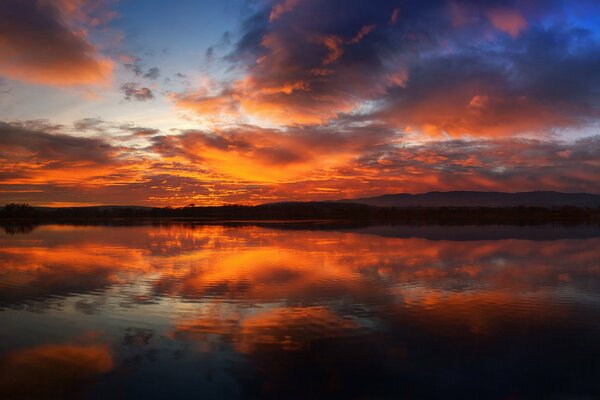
[
  {"xmin": 320, "ymin": 25, "xmax": 374, "ymax": 65},
  {"xmin": 47, "ymin": 0, "xmax": 119, "ymax": 27},
  {"xmin": 150, "ymin": 124, "xmax": 397, "ymax": 182},
  {"xmin": 349, "ymin": 24, "xmax": 375, "ymax": 44},
  {"xmin": 0, "ymin": 122, "xmax": 142, "ymax": 186},
  {"xmin": 383, "ymin": 91, "xmax": 576, "ymax": 137},
  {"xmin": 390, "ymin": 8, "xmax": 400, "ymax": 25},
  {"xmin": 322, "ymin": 35, "xmax": 345, "ymax": 64},
  {"xmin": 165, "ymin": 0, "xmax": 600, "ymax": 148},
  {"xmin": 173, "ymin": 91, "xmax": 239, "ymax": 117},
  {"xmin": 2, "ymin": 119, "xmax": 600, "ymax": 206},
  {"xmin": 174, "ymin": 18, "xmax": 380, "ymax": 125},
  {"xmin": 269, "ymin": 0, "xmax": 302, "ymax": 22},
  {"xmin": 0, "ymin": 0, "xmax": 113, "ymax": 86},
  {"xmin": 486, "ymin": 8, "xmax": 527, "ymax": 38}
]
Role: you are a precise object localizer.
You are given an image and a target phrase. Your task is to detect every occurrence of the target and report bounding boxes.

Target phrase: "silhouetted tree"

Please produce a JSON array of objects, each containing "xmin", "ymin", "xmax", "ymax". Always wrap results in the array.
[{"xmin": 1, "ymin": 203, "xmax": 37, "ymax": 218}]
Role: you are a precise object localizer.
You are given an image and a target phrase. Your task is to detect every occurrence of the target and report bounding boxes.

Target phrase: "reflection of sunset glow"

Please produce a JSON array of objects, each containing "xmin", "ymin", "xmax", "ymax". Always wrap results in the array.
[
  {"xmin": 2, "ymin": 225, "xmax": 599, "ymax": 303},
  {"xmin": 0, "ymin": 343, "xmax": 113, "ymax": 398},
  {"xmin": 2, "ymin": 0, "xmax": 600, "ymax": 395},
  {"xmin": 175, "ymin": 306, "xmax": 359, "ymax": 353},
  {"xmin": 1, "ymin": 224, "xmax": 600, "ymax": 398},
  {"xmin": 2, "ymin": 224, "xmax": 599, "ymax": 332}
]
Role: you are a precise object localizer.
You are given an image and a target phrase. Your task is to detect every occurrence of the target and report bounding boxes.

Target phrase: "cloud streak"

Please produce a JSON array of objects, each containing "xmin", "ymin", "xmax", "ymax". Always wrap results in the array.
[{"xmin": 121, "ymin": 82, "xmax": 154, "ymax": 102}]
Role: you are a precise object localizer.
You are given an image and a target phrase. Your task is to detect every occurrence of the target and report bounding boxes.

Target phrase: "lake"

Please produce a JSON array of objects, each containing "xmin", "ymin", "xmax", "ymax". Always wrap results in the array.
[{"xmin": 1, "ymin": 222, "xmax": 599, "ymax": 399}]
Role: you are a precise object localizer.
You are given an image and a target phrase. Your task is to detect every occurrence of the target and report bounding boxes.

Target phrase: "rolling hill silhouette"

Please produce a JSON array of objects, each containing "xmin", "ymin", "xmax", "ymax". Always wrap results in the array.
[{"xmin": 337, "ymin": 191, "xmax": 600, "ymax": 208}]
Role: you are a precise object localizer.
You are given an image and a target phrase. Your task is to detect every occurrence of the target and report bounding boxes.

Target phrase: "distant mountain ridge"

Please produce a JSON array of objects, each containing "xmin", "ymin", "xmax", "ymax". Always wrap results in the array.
[{"xmin": 337, "ymin": 191, "xmax": 600, "ymax": 208}]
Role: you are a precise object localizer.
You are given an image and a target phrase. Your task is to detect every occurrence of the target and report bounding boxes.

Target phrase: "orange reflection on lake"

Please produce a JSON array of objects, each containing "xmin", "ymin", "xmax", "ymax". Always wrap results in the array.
[
  {"xmin": 1, "ymin": 223, "xmax": 599, "ymax": 399},
  {"xmin": 0, "ymin": 341, "xmax": 113, "ymax": 399}
]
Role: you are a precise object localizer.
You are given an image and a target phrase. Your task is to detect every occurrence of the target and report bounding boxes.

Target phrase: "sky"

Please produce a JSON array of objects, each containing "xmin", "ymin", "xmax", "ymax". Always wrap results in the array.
[{"xmin": 1, "ymin": 0, "xmax": 600, "ymax": 206}]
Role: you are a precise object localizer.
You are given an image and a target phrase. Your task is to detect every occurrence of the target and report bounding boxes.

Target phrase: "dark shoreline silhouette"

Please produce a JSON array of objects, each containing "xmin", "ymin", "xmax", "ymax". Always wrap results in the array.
[
  {"xmin": 340, "ymin": 190, "xmax": 600, "ymax": 208},
  {"xmin": 1, "ymin": 201, "xmax": 599, "ymax": 226}
]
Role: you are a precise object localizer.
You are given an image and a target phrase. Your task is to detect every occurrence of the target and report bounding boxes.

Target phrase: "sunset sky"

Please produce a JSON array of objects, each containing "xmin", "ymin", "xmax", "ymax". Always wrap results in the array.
[{"xmin": 1, "ymin": 0, "xmax": 600, "ymax": 206}]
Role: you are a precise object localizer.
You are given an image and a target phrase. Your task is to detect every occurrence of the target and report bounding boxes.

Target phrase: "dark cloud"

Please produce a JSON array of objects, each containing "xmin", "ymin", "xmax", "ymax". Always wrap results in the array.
[
  {"xmin": 9, "ymin": 119, "xmax": 66, "ymax": 133},
  {"xmin": 143, "ymin": 67, "xmax": 160, "ymax": 80},
  {"xmin": 205, "ymin": 47, "xmax": 215, "ymax": 60},
  {"xmin": 124, "ymin": 61, "xmax": 160, "ymax": 81},
  {"xmin": 0, "ymin": 121, "xmax": 117, "ymax": 165},
  {"xmin": 73, "ymin": 118, "xmax": 159, "ymax": 136},
  {"xmin": 73, "ymin": 118, "xmax": 106, "ymax": 131},
  {"xmin": 0, "ymin": 79, "xmax": 11, "ymax": 94},
  {"xmin": 375, "ymin": 24, "xmax": 600, "ymax": 136},
  {"xmin": 174, "ymin": 0, "xmax": 600, "ymax": 136},
  {"xmin": 124, "ymin": 58, "xmax": 143, "ymax": 77},
  {"xmin": 120, "ymin": 83, "xmax": 155, "ymax": 102},
  {"xmin": 149, "ymin": 122, "xmax": 399, "ymax": 176}
]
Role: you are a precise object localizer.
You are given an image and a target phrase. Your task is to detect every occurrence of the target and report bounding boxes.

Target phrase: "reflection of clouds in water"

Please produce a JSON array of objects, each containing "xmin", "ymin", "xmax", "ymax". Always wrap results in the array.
[
  {"xmin": 173, "ymin": 306, "xmax": 363, "ymax": 353},
  {"xmin": 124, "ymin": 328, "xmax": 155, "ymax": 347},
  {"xmin": 0, "ymin": 223, "xmax": 38, "ymax": 235},
  {"xmin": 1, "ymin": 224, "xmax": 599, "ymax": 398},
  {"xmin": 75, "ymin": 298, "xmax": 105, "ymax": 315},
  {"xmin": 0, "ymin": 342, "xmax": 113, "ymax": 399},
  {"xmin": 0, "ymin": 224, "xmax": 599, "ymax": 308}
]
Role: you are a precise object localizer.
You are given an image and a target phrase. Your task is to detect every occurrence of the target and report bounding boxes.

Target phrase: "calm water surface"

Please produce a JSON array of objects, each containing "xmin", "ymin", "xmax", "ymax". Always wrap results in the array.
[{"xmin": 1, "ymin": 223, "xmax": 599, "ymax": 399}]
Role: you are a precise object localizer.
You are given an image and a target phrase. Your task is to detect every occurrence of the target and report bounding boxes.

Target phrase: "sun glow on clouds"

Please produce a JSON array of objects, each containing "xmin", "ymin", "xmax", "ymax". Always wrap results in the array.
[
  {"xmin": 1, "ymin": 0, "xmax": 600, "ymax": 205},
  {"xmin": 486, "ymin": 8, "xmax": 528, "ymax": 38},
  {"xmin": 0, "ymin": 0, "xmax": 115, "ymax": 87}
]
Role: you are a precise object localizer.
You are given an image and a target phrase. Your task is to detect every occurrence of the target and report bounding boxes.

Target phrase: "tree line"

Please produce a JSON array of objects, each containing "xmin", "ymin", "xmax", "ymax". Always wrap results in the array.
[{"xmin": 1, "ymin": 202, "xmax": 599, "ymax": 224}]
